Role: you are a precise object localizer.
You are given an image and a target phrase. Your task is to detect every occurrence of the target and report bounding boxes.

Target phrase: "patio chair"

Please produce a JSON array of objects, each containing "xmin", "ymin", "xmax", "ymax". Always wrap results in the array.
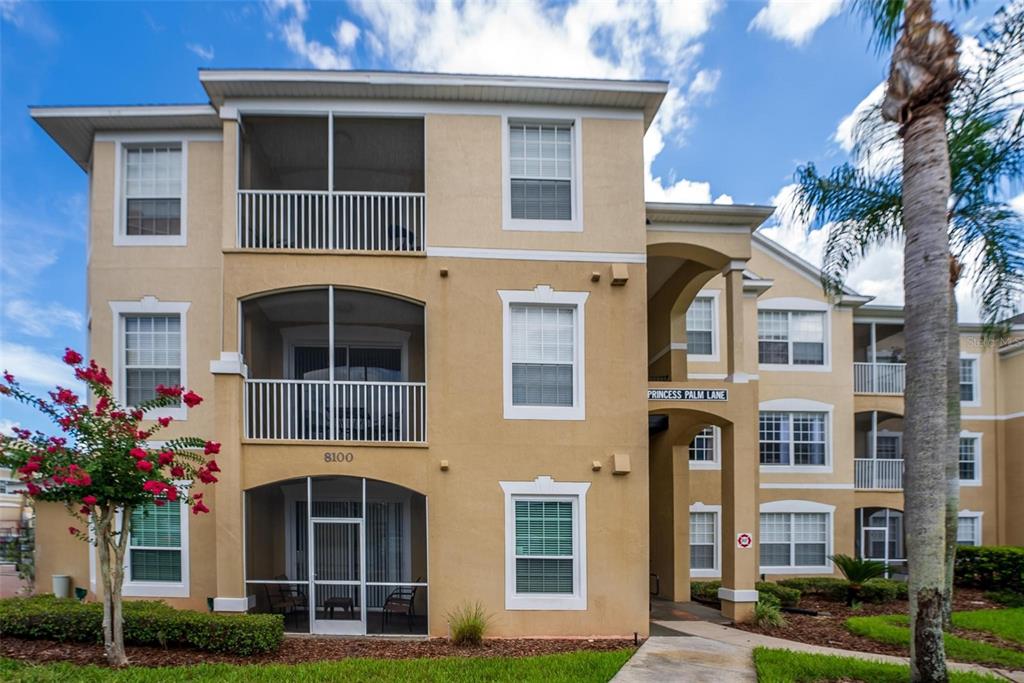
[{"xmin": 381, "ymin": 578, "xmax": 422, "ymax": 632}]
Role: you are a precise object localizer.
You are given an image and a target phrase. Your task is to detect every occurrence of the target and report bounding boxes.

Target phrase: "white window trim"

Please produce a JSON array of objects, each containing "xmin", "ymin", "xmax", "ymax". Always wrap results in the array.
[
  {"xmin": 499, "ymin": 286, "xmax": 588, "ymax": 421},
  {"xmin": 110, "ymin": 297, "xmax": 190, "ymax": 421},
  {"xmin": 122, "ymin": 480, "xmax": 191, "ymax": 598},
  {"xmin": 689, "ymin": 502, "xmax": 721, "ymax": 578},
  {"xmin": 758, "ymin": 398, "xmax": 834, "ymax": 473},
  {"xmin": 959, "ymin": 353, "xmax": 981, "ymax": 408},
  {"xmin": 957, "ymin": 509, "xmax": 983, "ymax": 546},
  {"xmin": 501, "ymin": 115, "xmax": 583, "ymax": 232},
  {"xmin": 759, "ymin": 499, "xmax": 835, "ymax": 575},
  {"xmin": 757, "ymin": 297, "xmax": 832, "ymax": 372},
  {"xmin": 113, "ymin": 139, "xmax": 188, "ymax": 247},
  {"xmin": 685, "ymin": 290, "xmax": 721, "ymax": 363},
  {"xmin": 500, "ymin": 476, "xmax": 589, "ymax": 611},
  {"xmin": 688, "ymin": 425, "xmax": 721, "ymax": 470},
  {"xmin": 958, "ymin": 431, "xmax": 983, "ymax": 486}
]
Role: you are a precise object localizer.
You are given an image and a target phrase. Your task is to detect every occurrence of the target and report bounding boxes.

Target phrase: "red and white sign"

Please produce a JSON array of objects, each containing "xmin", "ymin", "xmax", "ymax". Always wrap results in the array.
[{"xmin": 736, "ymin": 532, "xmax": 753, "ymax": 549}]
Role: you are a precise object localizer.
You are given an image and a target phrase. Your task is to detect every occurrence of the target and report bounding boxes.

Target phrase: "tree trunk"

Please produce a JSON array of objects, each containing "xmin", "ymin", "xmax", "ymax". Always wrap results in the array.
[
  {"xmin": 882, "ymin": 1, "xmax": 959, "ymax": 679},
  {"xmin": 943, "ymin": 265, "xmax": 962, "ymax": 628},
  {"xmin": 97, "ymin": 505, "xmax": 130, "ymax": 667},
  {"xmin": 901, "ymin": 102, "xmax": 953, "ymax": 682}
]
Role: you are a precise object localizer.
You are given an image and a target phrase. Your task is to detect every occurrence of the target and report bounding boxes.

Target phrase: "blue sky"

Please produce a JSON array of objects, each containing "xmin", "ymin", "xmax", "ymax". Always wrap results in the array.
[{"xmin": 0, "ymin": 0, "xmax": 1007, "ymax": 433}]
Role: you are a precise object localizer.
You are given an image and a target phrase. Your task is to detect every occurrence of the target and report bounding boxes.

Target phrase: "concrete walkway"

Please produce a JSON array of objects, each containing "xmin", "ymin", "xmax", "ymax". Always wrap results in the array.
[{"xmin": 613, "ymin": 613, "xmax": 1024, "ymax": 682}]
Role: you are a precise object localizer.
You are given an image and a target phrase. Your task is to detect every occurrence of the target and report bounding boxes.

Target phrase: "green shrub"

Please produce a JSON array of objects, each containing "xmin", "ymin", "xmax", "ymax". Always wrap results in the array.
[
  {"xmin": 755, "ymin": 581, "xmax": 801, "ymax": 608},
  {"xmin": 690, "ymin": 580, "xmax": 721, "ymax": 602},
  {"xmin": 955, "ymin": 546, "xmax": 1024, "ymax": 594},
  {"xmin": 0, "ymin": 595, "xmax": 282, "ymax": 655},
  {"xmin": 860, "ymin": 579, "xmax": 908, "ymax": 603},
  {"xmin": 446, "ymin": 601, "xmax": 490, "ymax": 646},
  {"xmin": 984, "ymin": 590, "xmax": 1024, "ymax": 607},
  {"xmin": 754, "ymin": 593, "xmax": 786, "ymax": 628},
  {"xmin": 775, "ymin": 576, "xmax": 906, "ymax": 604},
  {"xmin": 777, "ymin": 577, "xmax": 850, "ymax": 602}
]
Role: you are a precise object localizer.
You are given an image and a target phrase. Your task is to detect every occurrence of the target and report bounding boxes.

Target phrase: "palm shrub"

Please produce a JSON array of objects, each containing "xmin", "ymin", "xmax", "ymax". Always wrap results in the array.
[
  {"xmin": 754, "ymin": 592, "xmax": 786, "ymax": 629},
  {"xmin": 446, "ymin": 601, "xmax": 490, "ymax": 646},
  {"xmin": 832, "ymin": 554, "xmax": 887, "ymax": 606}
]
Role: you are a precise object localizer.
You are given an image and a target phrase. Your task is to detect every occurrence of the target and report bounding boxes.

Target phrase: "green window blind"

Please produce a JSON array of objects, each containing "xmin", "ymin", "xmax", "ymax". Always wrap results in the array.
[
  {"xmin": 514, "ymin": 499, "xmax": 574, "ymax": 594},
  {"xmin": 129, "ymin": 500, "xmax": 182, "ymax": 582}
]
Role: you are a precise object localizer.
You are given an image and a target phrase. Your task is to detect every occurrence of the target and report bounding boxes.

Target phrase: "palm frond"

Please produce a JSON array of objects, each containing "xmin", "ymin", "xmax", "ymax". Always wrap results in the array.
[{"xmin": 792, "ymin": 163, "xmax": 902, "ymax": 295}]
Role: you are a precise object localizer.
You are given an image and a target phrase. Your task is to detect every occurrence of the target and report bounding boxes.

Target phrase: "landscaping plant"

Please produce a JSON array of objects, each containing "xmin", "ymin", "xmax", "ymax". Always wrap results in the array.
[
  {"xmin": 831, "ymin": 554, "xmax": 888, "ymax": 606},
  {"xmin": 446, "ymin": 600, "xmax": 491, "ymax": 645},
  {"xmin": 754, "ymin": 593, "xmax": 786, "ymax": 629},
  {"xmin": 0, "ymin": 350, "xmax": 219, "ymax": 666}
]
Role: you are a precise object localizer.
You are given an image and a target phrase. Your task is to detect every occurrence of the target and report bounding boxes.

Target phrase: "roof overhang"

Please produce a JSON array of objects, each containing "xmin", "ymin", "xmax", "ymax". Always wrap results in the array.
[
  {"xmin": 30, "ymin": 104, "xmax": 220, "ymax": 171},
  {"xmin": 751, "ymin": 231, "xmax": 866, "ymax": 300},
  {"xmin": 200, "ymin": 69, "xmax": 669, "ymax": 130},
  {"xmin": 645, "ymin": 202, "xmax": 775, "ymax": 230}
]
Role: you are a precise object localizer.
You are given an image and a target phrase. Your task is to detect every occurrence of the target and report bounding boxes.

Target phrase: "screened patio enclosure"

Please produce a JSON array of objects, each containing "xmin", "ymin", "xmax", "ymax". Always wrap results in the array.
[
  {"xmin": 245, "ymin": 476, "xmax": 428, "ymax": 635},
  {"xmin": 241, "ymin": 287, "xmax": 427, "ymax": 443}
]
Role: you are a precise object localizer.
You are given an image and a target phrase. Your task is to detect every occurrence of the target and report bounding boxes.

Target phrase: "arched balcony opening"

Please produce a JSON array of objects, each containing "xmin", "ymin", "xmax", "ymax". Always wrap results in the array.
[
  {"xmin": 854, "ymin": 411, "xmax": 903, "ymax": 489},
  {"xmin": 855, "ymin": 507, "xmax": 906, "ymax": 576},
  {"xmin": 245, "ymin": 476, "xmax": 428, "ymax": 635},
  {"xmin": 241, "ymin": 287, "xmax": 426, "ymax": 443}
]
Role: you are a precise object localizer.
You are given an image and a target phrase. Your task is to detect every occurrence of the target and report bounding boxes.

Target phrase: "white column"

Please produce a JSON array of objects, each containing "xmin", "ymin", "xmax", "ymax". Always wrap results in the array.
[
  {"xmin": 329, "ymin": 286, "xmax": 336, "ymax": 441},
  {"xmin": 327, "ymin": 114, "xmax": 335, "ymax": 249},
  {"xmin": 870, "ymin": 323, "xmax": 878, "ymax": 392}
]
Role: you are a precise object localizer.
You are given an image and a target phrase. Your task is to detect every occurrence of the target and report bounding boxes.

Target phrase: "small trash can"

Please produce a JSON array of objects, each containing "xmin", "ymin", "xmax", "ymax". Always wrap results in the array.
[{"xmin": 52, "ymin": 574, "xmax": 71, "ymax": 599}]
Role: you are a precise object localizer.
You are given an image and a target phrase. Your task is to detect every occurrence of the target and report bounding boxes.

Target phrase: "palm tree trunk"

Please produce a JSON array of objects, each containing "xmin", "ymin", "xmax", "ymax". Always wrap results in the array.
[
  {"xmin": 901, "ymin": 102, "xmax": 953, "ymax": 682},
  {"xmin": 905, "ymin": 102, "xmax": 950, "ymax": 683},
  {"xmin": 944, "ymin": 266, "xmax": 962, "ymax": 628},
  {"xmin": 882, "ymin": 1, "xmax": 959, "ymax": 678}
]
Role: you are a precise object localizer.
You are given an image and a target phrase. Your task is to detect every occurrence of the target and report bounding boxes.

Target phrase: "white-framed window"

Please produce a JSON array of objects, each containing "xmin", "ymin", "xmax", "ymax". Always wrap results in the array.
[
  {"xmin": 685, "ymin": 292, "xmax": 719, "ymax": 360},
  {"xmin": 502, "ymin": 116, "xmax": 582, "ymax": 232},
  {"xmin": 959, "ymin": 355, "xmax": 980, "ymax": 406},
  {"xmin": 110, "ymin": 298, "xmax": 190, "ymax": 420},
  {"xmin": 759, "ymin": 500, "xmax": 835, "ymax": 574},
  {"xmin": 689, "ymin": 503, "xmax": 721, "ymax": 578},
  {"xmin": 500, "ymin": 476, "xmax": 589, "ymax": 610},
  {"xmin": 688, "ymin": 426, "xmax": 721, "ymax": 469},
  {"xmin": 875, "ymin": 433, "xmax": 902, "ymax": 459},
  {"xmin": 123, "ymin": 482, "xmax": 190, "ymax": 598},
  {"xmin": 760, "ymin": 412, "xmax": 828, "ymax": 467},
  {"xmin": 956, "ymin": 511, "xmax": 982, "ymax": 546},
  {"xmin": 499, "ymin": 286, "xmax": 588, "ymax": 420},
  {"xmin": 115, "ymin": 141, "xmax": 187, "ymax": 246},
  {"xmin": 958, "ymin": 433, "xmax": 982, "ymax": 485},
  {"xmin": 757, "ymin": 298, "xmax": 830, "ymax": 370}
]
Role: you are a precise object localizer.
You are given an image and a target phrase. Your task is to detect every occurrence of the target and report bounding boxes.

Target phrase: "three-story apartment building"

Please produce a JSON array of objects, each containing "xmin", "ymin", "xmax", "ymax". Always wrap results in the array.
[{"xmin": 26, "ymin": 69, "xmax": 1024, "ymax": 638}]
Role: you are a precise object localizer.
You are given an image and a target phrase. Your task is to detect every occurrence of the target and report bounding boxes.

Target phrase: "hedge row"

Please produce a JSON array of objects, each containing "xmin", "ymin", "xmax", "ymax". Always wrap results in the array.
[
  {"xmin": 776, "ymin": 577, "xmax": 908, "ymax": 603},
  {"xmin": 0, "ymin": 596, "xmax": 283, "ymax": 655},
  {"xmin": 690, "ymin": 580, "xmax": 801, "ymax": 607},
  {"xmin": 955, "ymin": 546, "xmax": 1024, "ymax": 595}
]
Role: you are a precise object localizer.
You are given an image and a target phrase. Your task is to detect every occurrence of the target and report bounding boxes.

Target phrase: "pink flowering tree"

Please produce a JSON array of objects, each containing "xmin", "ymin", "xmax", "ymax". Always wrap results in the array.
[{"xmin": 0, "ymin": 349, "xmax": 219, "ymax": 666}]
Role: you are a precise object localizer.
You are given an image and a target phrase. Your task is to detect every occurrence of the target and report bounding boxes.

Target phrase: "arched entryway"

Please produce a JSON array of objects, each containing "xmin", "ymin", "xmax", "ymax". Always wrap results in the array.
[
  {"xmin": 854, "ymin": 507, "xmax": 905, "ymax": 575},
  {"xmin": 244, "ymin": 476, "xmax": 428, "ymax": 635}
]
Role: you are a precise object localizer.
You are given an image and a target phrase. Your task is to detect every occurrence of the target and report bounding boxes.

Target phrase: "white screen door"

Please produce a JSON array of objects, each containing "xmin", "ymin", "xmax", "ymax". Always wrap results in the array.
[{"xmin": 310, "ymin": 518, "xmax": 364, "ymax": 635}]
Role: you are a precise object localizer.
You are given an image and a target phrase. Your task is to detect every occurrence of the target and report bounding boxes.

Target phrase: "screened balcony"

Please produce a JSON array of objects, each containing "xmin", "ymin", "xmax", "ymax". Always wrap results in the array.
[
  {"xmin": 245, "ymin": 476, "xmax": 428, "ymax": 635},
  {"xmin": 241, "ymin": 287, "xmax": 426, "ymax": 443},
  {"xmin": 854, "ymin": 411, "xmax": 903, "ymax": 490},
  {"xmin": 853, "ymin": 322, "xmax": 906, "ymax": 395},
  {"xmin": 237, "ymin": 116, "xmax": 425, "ymax": 252}
]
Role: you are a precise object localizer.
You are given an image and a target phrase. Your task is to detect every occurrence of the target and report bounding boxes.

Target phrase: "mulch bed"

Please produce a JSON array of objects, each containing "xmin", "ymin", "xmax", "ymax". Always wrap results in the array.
[
  {"xmin": 733, "ymin": 588, "xmax": 1004, "ymax": 659},
  {"xmin": 0, "ymin": 635, "xmax": 636, "ymax": 668}
]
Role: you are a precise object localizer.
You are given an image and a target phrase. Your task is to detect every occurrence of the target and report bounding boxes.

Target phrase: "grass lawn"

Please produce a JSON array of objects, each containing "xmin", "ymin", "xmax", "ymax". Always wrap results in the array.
[
  {"xmin": 752, "ymin": 647, "xmax": 1003, "ymax": 683},
  {"xmin": 953, "ymin": 608, "xmax": 1024, "ymax": 645},
  {"xmin": 0, "ymin": 650, "xmax": 635, "ymax": 683},
  {"xmin": 846, "ymin": 611, "xmax": 1024, "ymax": 670}
]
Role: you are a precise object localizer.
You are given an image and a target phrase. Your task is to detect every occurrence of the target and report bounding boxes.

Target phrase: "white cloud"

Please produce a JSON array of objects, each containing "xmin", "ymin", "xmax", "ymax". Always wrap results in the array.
[
  {"xmin": 0, "ymin": 418, "xmax": 20, "ymax": 437},
  {"xmin": 0, "ymin": 341, "xmax": 78, "ymax": 389},
  {"xmin": 186, "ymin": 43, "xmax": 215, "ymax": 60},
  {"xmin": 749, "ymin": 0, "xmax": 842, "ymax": 47},
  {"xmin": 264, "ymin": 0, "xmax": 733, "ymax": 205},
  {"xmin": 1011, "ymin": 192, "xmax": 1024, "ymax": 214},
  {"xmin": 335, "ymin": 19, "xmax": 360, "ymax": 48},
  {"xmin": 4, "ymin": 299, "xmax": 83, "ymax": 338},
  {"xmin": 0, "ymin": 0, "xmax": 57, "ymax": 43}
]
